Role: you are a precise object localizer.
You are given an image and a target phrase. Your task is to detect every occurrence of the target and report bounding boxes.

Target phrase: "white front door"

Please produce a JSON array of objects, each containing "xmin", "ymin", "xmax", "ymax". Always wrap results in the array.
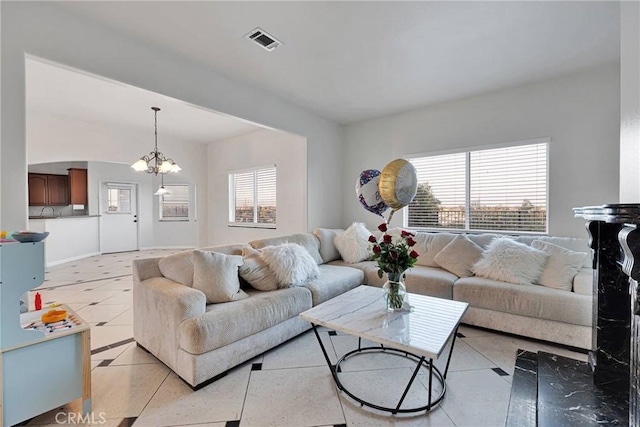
[{"xmin": 101, "ymin": 182, "xmax": 139, "ymax": 253}]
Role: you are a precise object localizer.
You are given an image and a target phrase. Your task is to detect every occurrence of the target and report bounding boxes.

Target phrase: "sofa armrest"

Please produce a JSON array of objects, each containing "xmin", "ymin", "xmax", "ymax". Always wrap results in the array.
[
  {"xmin": 573, "ymin": 268, "xmax": 594, "ymax": 296},
  {"xmin": 133, "ymin": 257, "xmax": 163, "ymax": 282},
  {"xmin": 133, "ymin": 276, "xmax": 206, "ymax": 370}
]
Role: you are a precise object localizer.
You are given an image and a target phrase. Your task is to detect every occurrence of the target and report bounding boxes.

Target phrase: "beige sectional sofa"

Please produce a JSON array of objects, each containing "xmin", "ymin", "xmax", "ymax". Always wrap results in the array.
[
  {"xmin": 323, "ymin": 231, "xmax": 593, "ymax": 350},
  {"xmin": 133, "ymin": 237, "xmax": 363, "ymax": 389},
  {"xmin": 132, "ymin": 229, "xmax": 593, "ymax": 389}
]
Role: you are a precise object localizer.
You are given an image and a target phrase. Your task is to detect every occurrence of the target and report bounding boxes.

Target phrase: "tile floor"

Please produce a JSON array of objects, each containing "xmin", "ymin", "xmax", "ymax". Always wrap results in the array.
[{"xmin": 22, "ymin": 250, "xmax": 588, "ymax": 427}]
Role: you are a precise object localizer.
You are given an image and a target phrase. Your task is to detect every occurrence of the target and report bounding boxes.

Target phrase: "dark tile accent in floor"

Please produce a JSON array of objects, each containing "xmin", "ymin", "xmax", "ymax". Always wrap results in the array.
[
  {"xmin": 328, "ymin": 330, "xmax": 337, "ymax": 336},
  {"xmin": 97, "ymin": 359, "xmax": 114, "ymax": 367},
  {"xmin": 492, "ymin": 367, "xmax": 509, "ymax": 376},
  {"xmin": 39, "ymin": 274, "xmax": 133, "ymax": 291},
  {"xmin": 96, "ymin": 322, "xmax": 107, "ymax": 326},
  {"xmin": 251, "ymin": 363, "xmax": 262, "ymax": 371},
  {"xmin": 123, "ymin": 289, "xmax": 131, "ymax": 292},
  {"xmin": 334, "ymin": 424, "xmax": 347, "ymax": 427},
  {"xmin": 89, "ymin": 302, "xmax": 100, "ymax": 306},
  {"xmin": 91, "ymin": 337, "xmax": 135, "ymax": 355},
  {"xmin": 456, "ymin": 332, "xmax": 466, "ymax": 338},
  {"xmin": 84, "ymin": 289, "xmax": 93, "ymax": 291},
  {"xmin": 117, "ymin": 418, "xmax": 137, "ymax": 427},
  {"xmin": 225, "ymin": 421, "xmax": 240, "ymax": 427}
]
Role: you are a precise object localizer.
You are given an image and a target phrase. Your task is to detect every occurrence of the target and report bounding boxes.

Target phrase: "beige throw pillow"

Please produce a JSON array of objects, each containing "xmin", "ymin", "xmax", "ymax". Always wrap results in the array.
[
  {"xmin": 333, "ymin": 222, "xmax": 371, "ymax": 264},
  {"xmin": 313, "ymin": 228, "xmax": 344, "ymax": 263},
  {"xmin": 531, "ymin": 240, "xmax": 588, "ymax": 291},
  {"xmin": 472, "ymin": 238, "xmax": 548, "ymax": 285},
  {"xmin": 434, "ymin": 235, "xmax": 483, "ymax": 277},
  {"xmin": 414, "ymin": 233, "xmax": 457, "ymax": 267},
  {"xmin": 260, "ymin": 243, "xmax": 320, "ymax": 287},
  {"xmin": 192, "ymin": 250, "xmax": 248, "ymax": 303},
  {"xmin": 158, "ymin": 250, "xmax": 194, "ymax": 286},
  {"xmin": 238, "ymin": 247, "xmax": 280, "ymax": 291}
]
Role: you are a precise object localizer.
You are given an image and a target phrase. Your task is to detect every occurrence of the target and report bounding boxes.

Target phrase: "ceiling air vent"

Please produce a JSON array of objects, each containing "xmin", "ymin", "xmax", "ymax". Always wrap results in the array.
[{"xmin": 245, "ymin": 27, "xmax": 282, "ymax": 52}]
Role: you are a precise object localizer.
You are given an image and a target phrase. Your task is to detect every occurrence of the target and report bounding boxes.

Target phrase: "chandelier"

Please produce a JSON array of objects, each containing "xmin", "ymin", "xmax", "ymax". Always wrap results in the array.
[{"xmin": 131, "ymin": 107, "xmax": 181, "ymax": 175}]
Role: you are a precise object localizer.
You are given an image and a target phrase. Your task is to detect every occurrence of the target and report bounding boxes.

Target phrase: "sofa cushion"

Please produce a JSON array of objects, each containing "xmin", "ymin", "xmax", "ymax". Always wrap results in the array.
[
  {"xmin": 192, "ymin": 250, "xmax": 248, "ymax": 303},
  {"xmin": 531, "ymin": 240, "xmax": 589, "ymax": 291},
  {"xmin": 466, "ymin": 233, "xmax": 501, "ymax": 249},
  {"xmin": 199, "ymin": 243, "xmax": 252, "ymax": 256},
  {"xmin": 238, "ymin": 247, "xmax": 279, "ymax": 291},
  {"xmin": 453, "ymin": 276, "xmax": 592, "ymax": 326},
  {"xmin": 313, "ymin": 228, "xmax": 344, "ymax": 263},
  {"xmin": 249, "ymin": 233, "xmax": 323, "ymax": 265},
  {"xmin": 413, "ymin": 232, "xmax": 457, "ymax": 267},
  {"xmin": 158, "ymin": 250, "xmax": 194, "ymax": 287},
  {"xmin": 328, "ymin": 259, "xmax": 378, "ymax": 278},
  {"xmin": 261, "ymin": 243, "xmax": 320, "ymax": 286},
  {"xmin": 516, "ymin": 236, "xmax": 590, "ymax": 268},
  {"xmin": 334, "ymin": 222, "xmax": 372, "ymax": 263},
  {"xmin": 472, "ymin": 238, "xmax": 548, "ymax": 285},
  {"xmin": 404, "ymin": 266, "xmax": 458, "ymax": 299},
  {"xmin": 302, "ymin": 265, "xmax": 364, "ymax": 305},
  {"xmin": 434, "ymin": 234, "xmax": 483, "ymax": 278},
  {"xmin": 179, "ymin": 287, "xmax": 313, "ymax": 355}
]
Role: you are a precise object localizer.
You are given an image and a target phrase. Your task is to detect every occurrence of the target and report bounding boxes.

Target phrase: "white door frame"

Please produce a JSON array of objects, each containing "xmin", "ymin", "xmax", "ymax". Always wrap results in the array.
[{"xmin": 99, "ymin": 180, "xmax": 140, "ymax": 253}]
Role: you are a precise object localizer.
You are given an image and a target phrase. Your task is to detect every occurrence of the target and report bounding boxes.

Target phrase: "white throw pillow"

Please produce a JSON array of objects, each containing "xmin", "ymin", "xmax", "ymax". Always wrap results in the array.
[
  {"xmin": 192, "ymin": 250, "xmax": 248, "ymax": 303},
  {"xmin": 238, "ymin": 247, "xmax": 280, "ymax": 291},
  {"xmin": 333, "ymin": 222, "xmax": 372, "ymax": 263},
  {"xmin": 414, "ymin": 233, "xmax": 457, "ymax": 267},
  {"xmin": 531, "ymin": 240, "xmax": 589, "ymax": 291},
  {"xmin": 260, "ymin": 243, "xmax": 320, "ymax": 287},
  {"xmin": 472, "ymin": 238, "xmax": 548, "ymax": 285},
  {"xmin": 434, "ymin": 234, "xmax": 483, "ymax": 278}
]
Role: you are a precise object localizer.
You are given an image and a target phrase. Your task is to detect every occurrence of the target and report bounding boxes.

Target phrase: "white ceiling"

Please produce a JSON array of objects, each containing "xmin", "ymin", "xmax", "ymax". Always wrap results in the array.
[
  {"xmin": 26, "ymin": 58, "xmax": 263, "ymax": 145},
  {"xmin": 54, "ymin": 1, "xmax": 621, "ymax": 125}
]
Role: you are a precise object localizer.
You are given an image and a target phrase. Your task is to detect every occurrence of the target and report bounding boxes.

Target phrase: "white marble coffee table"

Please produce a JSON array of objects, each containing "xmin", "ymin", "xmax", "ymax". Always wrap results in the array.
[{"xmin": 300, "ymin": 285, "xmax": 468, "ymax": 414}]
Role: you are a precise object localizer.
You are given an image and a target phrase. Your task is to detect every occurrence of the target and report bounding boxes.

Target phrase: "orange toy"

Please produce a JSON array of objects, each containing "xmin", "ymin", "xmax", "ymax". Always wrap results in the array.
[{"xmin": 42, "ymin": 309, "xmax": 67, "ymax": 324}]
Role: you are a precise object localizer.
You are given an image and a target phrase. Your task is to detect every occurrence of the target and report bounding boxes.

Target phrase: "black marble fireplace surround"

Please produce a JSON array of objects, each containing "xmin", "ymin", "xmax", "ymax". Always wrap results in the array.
[{"xmin": 506, "ymin": 204, "xmax": 640, "ymax": 426}]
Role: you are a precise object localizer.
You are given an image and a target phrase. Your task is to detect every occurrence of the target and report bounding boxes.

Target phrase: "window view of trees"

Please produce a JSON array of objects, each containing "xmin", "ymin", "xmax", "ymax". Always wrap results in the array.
[
  {"xmin": 407, "ymin": 142, "xmax": 548, "ymax": 233},
  {"xmin": 229, "ymin": 167, "xmax": 276, "ymax": 226}
]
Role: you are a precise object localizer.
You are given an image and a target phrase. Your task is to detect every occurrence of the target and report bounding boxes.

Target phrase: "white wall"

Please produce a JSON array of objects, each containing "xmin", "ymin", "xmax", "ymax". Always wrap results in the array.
[
  {"xmin": 0, "ymin": 2, "xmax": 344, "ymax": 235},
  {"xmin": 344, "ymin": 64, "xmax": 620, "ymax": 238},
  {"xmin": 208, "ymin": 129, "xmax": 307, "ymax": 245},
  {"xmin": 619, "ymin": 1, "xmax": 640, "ymax": 202},
  {"xmin": 27, "ymin": 110, "xmax": 207, "ymax": 249}
]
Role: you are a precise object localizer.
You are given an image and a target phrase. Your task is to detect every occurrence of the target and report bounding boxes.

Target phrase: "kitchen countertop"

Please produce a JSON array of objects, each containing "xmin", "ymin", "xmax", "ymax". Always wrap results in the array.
[{"xmin": 28, "ymin": 215, "xmax": 101, "ymax": 220}]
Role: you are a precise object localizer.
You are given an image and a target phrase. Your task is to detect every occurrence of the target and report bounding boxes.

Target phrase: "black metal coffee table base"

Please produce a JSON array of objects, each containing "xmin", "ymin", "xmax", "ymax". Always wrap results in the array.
[{"xmin": 312, "ymin": 324, "xmax": 457, "ymax": 414}]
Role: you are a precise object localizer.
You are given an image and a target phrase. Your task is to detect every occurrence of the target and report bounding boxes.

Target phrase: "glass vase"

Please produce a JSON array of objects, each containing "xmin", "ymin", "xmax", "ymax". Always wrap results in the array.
[{"xmin": 382, "ymin": 272, "xmax": 407, "ymax": 311}]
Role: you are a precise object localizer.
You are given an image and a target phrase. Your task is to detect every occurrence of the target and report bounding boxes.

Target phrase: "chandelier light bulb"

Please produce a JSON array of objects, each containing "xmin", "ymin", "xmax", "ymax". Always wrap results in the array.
[
  {"xmin": 131, "ymin": 107, "xmax": 182, "ymax": 179},
  {"xmin": 131, "ymin": 159, "xmax": 149, "ymax": 172}
]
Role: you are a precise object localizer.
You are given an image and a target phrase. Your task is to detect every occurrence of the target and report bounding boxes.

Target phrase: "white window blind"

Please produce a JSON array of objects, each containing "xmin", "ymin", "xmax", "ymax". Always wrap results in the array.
[
  {"xmin": 160, "ymin": 185, "xmax": 189, "ymax": 220},
  {"xmin": 229, "ymin": 166, "xmax": 276, "ymax": 227},
  {"xmin": 407, "ymin": 141, "xmax": 548, "ymax": 233}
]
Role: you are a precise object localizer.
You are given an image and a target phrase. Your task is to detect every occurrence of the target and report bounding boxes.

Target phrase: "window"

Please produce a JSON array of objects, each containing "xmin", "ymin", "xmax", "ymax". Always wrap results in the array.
[
  {"xmin": 229, "ymin": 166, "xmax": 276, "ymax": 227},
  {"xmin": 406, "ymin": 140, "xmax": 548, "ymax": 233},
  {"xmin": 107, "ymin": 187, "xmax": 132, "ymax": 213},
  {"xmin": 160, "ymin": 184, "xmax": 190, "ymax": 220}
]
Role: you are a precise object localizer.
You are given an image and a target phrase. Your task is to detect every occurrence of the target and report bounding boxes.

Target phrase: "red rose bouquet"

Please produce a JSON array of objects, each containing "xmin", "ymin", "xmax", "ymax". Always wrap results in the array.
[{"xmin": 369, "ymin": 222, "xmax": 420, "ymax": 281}]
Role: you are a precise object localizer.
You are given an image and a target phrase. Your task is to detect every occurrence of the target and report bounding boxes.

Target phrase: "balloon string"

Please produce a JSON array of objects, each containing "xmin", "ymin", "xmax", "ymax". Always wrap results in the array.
[{"xmin": 387, "ymin": 209, "xmax": 396, "ymax": 224}]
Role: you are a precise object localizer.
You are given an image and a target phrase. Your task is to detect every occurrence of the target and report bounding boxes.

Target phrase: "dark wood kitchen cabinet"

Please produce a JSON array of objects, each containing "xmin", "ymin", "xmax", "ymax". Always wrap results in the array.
[
  {"xmin": 28, "ymin": 173, "xmax": 69, "ymax": 206},
  {"xmin": 67, "ymin": 168, "xmax": 88, "ymax": 205}
]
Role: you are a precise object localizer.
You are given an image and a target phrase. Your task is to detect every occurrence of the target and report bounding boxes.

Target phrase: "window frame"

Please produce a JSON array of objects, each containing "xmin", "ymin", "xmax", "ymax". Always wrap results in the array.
[
  {"xmin": 228, "ymin": 164, "xmax": 277, "ymax": 229},
  {"xmin": 159, "ymin": 183, "xmax": 191, "ymax": 222},
  {"xmin": 403, "ymin": 137, "xmax": 550, "ymax": 235}
]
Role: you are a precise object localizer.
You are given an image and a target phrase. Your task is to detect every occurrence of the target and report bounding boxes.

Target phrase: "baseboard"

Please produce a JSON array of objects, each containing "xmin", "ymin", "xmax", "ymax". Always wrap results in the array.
[
  {"xmin": 138, "ymin": 246, "xmax": 194, "ymax": 250},
  {"xmin": 47, "ymin": 252, "xmax": 101, "ymax": 267}
]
